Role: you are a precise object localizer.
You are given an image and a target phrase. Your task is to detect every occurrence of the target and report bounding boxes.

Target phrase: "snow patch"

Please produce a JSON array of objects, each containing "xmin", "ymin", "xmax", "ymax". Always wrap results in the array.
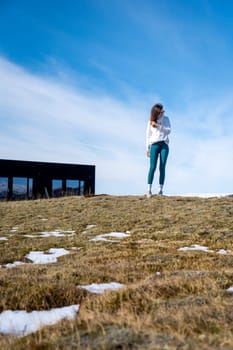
[
  {"xmin": 90, "ymin": 231, "xmax": 131, "ymax": 242},
  {"xmin": 26, "ymin": 248, "xmax": 70, "ymax": 264},
  {"xmin": 5, "ymin": 261, "xmax": 26, "ymax": 268},
  {"xmin": 178, "ymin": 244, "xmax": 214, "ymax": 253},
  {"xmin": 178, "ymin": 244, "xmax": 231, "ymax": 254},
  {"xmin": 0, "ymin": 304, "xmax": 79, "ymax": 336},
  {"xmin": 217, "ymin": 249, "xmax": 231, "ymax": 255},
  {"xmin": 10, "ymin": 227, "xmax": 18, "ymax": 232},
  {"xmin": 24, "ymin": 229, "xmax": 75, "ymax": 238},
  {"xmin": 177, "ymin": 193, "xmax": 232, "ymax": 198},
  {"xmin": 86, "ymin": 225, "xmax": 96, "ymax": 229},
  {"xmin": 79, "ymin": 282, "xmax": 124, "ymax": 294}
]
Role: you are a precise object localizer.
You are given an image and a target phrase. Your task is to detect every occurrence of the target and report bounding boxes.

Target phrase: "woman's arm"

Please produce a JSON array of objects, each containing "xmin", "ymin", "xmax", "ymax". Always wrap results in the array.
[
  {"xmin": 158, "ymin": 116, "xmax": 171, "ymax": 135},
  {"xmin": 146, "ymin": 121, "xmax": 152, "ymax": 151}
]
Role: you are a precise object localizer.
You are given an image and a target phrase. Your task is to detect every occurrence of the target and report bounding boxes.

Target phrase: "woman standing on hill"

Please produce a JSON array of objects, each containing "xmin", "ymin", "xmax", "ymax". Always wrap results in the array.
[{"xmin": 146, "ymin": 103, "xmax": 171, "ymax": 197}]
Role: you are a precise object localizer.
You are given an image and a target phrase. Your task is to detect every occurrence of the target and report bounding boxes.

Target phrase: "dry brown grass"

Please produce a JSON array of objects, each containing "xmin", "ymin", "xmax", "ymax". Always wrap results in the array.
[{"xmin": 0, "ymin": 195, "xmax": 233, "ymax": 349}]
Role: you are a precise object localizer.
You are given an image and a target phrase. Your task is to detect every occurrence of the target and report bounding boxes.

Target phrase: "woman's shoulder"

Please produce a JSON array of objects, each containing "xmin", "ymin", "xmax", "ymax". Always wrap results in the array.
[{"xmin": 163, "ymin": 115, "xmax": 171, "ymax": 122}]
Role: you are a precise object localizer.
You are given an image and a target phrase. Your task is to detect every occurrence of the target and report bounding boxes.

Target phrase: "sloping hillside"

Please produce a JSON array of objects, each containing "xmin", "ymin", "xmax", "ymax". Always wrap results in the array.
[{"xmin": 0, "ymin": 195, "xmax": 233, "ymax": 349}]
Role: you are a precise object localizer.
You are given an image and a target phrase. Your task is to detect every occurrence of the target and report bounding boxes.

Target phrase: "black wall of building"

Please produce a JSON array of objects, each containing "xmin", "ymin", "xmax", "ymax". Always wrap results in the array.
[{"xmin": 0, "ymin": 159, "xmax": 95, "ymax": 200}]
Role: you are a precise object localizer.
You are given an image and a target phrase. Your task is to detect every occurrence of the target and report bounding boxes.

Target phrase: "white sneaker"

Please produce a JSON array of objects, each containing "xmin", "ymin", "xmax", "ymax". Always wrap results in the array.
[{"xmin": 146, "ymin": 191, "xmax": 152, "ymax": 198}]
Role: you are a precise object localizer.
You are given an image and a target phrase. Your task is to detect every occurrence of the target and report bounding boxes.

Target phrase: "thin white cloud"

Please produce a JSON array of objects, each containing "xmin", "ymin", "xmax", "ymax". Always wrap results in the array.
[
  {"xmin": 1, "ymin": 56, "xmax": 233, "ymax": 195},
  {"xmin": 0, "ymin": 56, "xmax": 147, "ymax": 194},
  {"xmin": 167, "ymin": 96, "xmax": 233, "ymax": 194}
]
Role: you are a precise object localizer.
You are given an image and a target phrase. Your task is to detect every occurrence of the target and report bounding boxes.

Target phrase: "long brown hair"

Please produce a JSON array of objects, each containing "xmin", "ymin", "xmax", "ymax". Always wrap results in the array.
[{"xmin": 150, "ymin": 103, "xmax": 163, "ymax": 122}]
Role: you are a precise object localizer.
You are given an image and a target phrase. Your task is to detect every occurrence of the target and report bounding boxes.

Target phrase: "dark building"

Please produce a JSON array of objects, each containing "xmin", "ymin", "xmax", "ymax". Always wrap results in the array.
[{"xmin": 0, "ymin": 159, "xmax": 95, "ymax": 200}]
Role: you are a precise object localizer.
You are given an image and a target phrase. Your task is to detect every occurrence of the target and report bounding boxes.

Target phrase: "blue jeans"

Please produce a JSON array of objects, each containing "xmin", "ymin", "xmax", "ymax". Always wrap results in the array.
[{"xmin": 147, "ymin": 141, "xmax": 169, "ymax": 185}]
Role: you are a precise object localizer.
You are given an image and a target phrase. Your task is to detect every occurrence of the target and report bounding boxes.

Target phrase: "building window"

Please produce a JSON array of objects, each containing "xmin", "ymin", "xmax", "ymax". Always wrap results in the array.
[
  {"xmin": 13, "ymin": 177, "xmax": 27, "ymax": 200},
  {"xmin": 0, "ymin": 177, "xmax": 8, "ymax": 200},
  {"xmin": 66, "ymin": 179, "xmax": 80, "ymax": 195},
  {"xmin": 52, "ymin": 179, "xmax": 63, "ymax": 197},
  {"xmin": 80, "ymin": 180, "xmax": 85, "ymax": 195},
  {"xmin": 28, "ymin": 178, "xmax": 33, "ymax": 198}
]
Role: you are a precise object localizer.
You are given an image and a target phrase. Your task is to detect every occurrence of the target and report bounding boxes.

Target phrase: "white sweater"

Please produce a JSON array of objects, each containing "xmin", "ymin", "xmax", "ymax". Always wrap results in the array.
[{"xmin": 146, "ymin": 115, "xmax": 171, "ymax": 150}]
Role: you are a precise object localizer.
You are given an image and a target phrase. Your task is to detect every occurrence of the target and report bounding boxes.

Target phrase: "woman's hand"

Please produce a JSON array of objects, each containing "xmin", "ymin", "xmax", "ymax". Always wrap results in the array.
[
  {"xmin": 146, "ymin": 149, "xmax": 150, "ymax": 157},
  {"xmin": 151, "ymin": 121, "xmax": 157, "ymax": 128},
  {"xmin": 151, "ymin": 120, "xmax": 161, "ymax": 128}
]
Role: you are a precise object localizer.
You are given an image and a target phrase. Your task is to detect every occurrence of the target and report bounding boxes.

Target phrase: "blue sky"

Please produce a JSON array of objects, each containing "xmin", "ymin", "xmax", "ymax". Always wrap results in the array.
[{"xmin": 0, "ymin": 0, "xmax": 233, "ymax": 195}]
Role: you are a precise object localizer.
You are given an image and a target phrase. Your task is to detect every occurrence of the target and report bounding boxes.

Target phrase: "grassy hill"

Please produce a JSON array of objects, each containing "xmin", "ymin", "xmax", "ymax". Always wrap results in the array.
[{"xmin": 0, "ymin": 195, "xmax": 233, "ymax": 349}]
